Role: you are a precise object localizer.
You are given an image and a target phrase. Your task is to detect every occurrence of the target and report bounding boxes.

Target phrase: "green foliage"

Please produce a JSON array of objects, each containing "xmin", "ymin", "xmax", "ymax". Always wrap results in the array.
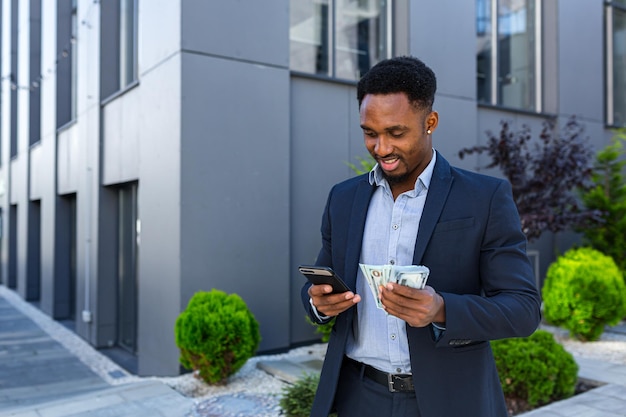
[
  {"xmin": 346, "ymin": 155, "xmax": 376, "ymax": 175},
  {"xmin": 279, "ymin": 373, "xmax": 321, "ymax": 417},
  {"xmin": 542, "ymin": 247, "xmax": 626, "ymax": 341},
  {"xmin": 174, "ymin": 289, "xmax": 261, "ymax": 385},
  {"xmin": 492, "ymin": 330, "xmax": 578, "ymax": 407},
  {"xmin": 305, "ymin": 316, "xmax": 334, "ymax": 343},
  {"xmin": 279, "ymin": 373, "xmax": 337, "ymax": 417},
  {"xmin": 578, "ymin": 131, "xmax": 626, "ymax": 274},
  {"xmin": 285, "ymin": 332, "xmax": 577, "ymax": 413}
]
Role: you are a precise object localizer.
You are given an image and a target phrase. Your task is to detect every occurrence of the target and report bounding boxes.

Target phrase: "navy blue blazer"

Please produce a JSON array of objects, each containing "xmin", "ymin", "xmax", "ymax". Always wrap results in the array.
[{"xmin": 301, "ymin": 152, "xmax": 542, "ymax": 417}]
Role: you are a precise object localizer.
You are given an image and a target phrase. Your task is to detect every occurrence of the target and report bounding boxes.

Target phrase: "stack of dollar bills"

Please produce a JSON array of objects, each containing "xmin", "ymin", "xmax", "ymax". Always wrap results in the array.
[{"xmin": 359, "ymin": 264, "xmax": 430, "ymax": 309}]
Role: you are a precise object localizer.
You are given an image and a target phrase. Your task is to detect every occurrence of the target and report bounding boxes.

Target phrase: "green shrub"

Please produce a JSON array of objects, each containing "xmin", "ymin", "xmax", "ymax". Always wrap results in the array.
[
  {"xmin": 305, "ymin": 316, "xmax": 335, "ymax": 343},
  {"xmin": 492, "ymin": 330, "xmax": 578, "ymax": 407},
  {"xmin": 279, "ymin": 373, "xmax": 336, "ymax": 417},
  {"xmin": 346, "ymin": 154, "xmax": 376, "ymax": 175},
  {"xmin": 174, "ymin": 289, "xmax": 261, "ymax": 385},
  {"xmin": 542, "ymin": 247, "xmax": 626, "ymax": 341},
  {"xmin": 280, "ymin": 373, "xmax": 320, "ymax": 417},
  {"xmin": 578, "ymin": 132, "xmax": 626, "ymax": 275}
]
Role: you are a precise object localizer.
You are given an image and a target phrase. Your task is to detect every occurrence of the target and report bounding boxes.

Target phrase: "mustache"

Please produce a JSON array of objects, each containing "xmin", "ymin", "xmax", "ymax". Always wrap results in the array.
[{"xmin": 374, "ymin": 154, "xmax": 401, "ymax": 162}]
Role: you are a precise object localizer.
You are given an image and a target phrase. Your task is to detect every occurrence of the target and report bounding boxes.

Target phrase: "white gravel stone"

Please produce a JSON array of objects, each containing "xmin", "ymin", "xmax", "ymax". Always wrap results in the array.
[
  {"xmin": 540, "ymin": 323, "xmax": 626, "ymax": 365},
  {"xmin": 157, "ymin": 343, "xmax": 328, "ymax": 401}
]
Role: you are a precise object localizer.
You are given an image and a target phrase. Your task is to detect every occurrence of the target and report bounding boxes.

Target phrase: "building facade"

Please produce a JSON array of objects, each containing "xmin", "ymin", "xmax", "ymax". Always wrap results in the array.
[{"xmin": 0, "ymin": 0, "xmax": 623, "ymax": 376}]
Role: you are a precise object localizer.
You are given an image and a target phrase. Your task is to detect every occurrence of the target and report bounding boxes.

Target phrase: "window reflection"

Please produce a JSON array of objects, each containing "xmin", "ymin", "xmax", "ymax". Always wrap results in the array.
[
  {"xmin": 476, "ymin": 0, "xmax": 493, "ymax": 103},
  {"xmin": 498, "ymin": 0, "xmax": 536, "ymax": 110},
  {"xmin": 290, "ymin": 0, "xmax": 389, "ymax": 81},
  {"xmin": 476, "ymin": 0, "xmax": 538, "ymax": 111},
  {"xmin": 290, "ymin": 0, "xmax": 330, "ymax": 76}
]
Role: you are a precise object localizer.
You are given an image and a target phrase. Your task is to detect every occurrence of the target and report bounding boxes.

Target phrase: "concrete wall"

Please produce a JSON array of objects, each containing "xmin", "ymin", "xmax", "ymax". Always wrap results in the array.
[{"xmin": 289, "ymin": 77, "xmax": 364, "ymax": 344}]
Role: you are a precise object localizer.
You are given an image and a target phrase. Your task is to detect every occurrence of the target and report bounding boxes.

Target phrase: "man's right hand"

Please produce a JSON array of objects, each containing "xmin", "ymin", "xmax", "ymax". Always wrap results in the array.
[{"xmin": 308, "ymin": 285, "xmax": 361, "ymax": 317}]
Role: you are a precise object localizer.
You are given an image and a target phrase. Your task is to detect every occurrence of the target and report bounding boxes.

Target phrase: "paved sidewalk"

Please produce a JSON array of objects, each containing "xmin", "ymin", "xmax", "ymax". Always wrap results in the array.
[
  {"xmin": 1, "ymin": 284, "xmax": 626, "ymax": 416},
  {"xmin": 0, "ymin": 286, "xmax": 194, "ymax": 417}
]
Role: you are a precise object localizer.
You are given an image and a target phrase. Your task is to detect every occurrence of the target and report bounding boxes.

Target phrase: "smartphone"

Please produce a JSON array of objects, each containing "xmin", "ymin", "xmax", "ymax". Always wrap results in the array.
[{"xmin": 298, "ymin": 265, "xmax": 350, "ymax": 294}]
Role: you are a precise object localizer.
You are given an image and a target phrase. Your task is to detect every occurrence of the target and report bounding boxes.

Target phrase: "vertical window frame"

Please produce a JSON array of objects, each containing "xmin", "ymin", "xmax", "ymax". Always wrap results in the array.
[{"xmin": 606, "ymin": 1, "xmax": 626, "ymax": 127}]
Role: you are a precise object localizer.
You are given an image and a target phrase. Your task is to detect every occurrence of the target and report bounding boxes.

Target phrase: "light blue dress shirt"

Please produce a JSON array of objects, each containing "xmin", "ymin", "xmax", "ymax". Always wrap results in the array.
[{"xmin": 345, "ymin": 151, "xmax": 437, "ymax": 374}]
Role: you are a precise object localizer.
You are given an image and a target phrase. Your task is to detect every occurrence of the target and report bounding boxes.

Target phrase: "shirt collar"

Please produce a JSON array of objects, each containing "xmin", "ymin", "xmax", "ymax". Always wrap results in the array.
[{"xmin": 368, "ymin": 149, "xmax": 437, "ymax": 194}]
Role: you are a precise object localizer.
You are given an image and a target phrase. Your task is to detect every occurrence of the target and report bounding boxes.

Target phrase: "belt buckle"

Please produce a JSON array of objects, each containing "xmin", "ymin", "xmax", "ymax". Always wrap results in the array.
[{"xmin": 387, "ymin": 374, "xmax": 413, "ymax": 393}]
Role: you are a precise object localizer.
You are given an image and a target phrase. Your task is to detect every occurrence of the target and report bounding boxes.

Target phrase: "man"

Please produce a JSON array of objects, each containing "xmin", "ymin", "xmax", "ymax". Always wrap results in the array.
[{"xmin": 301, "ymin": 56, "xmax": 541, "ymax": 417}]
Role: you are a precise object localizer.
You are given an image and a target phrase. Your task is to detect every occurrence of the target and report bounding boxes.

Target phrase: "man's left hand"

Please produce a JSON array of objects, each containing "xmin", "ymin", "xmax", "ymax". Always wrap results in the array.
[{"xmin": 379, "ymin": 283, "xmax": 445, "ymax": 327}]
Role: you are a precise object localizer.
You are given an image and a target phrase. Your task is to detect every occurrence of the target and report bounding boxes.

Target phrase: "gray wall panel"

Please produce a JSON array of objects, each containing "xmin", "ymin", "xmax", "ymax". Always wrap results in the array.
[
  {"xmin": 9, "ymin": 157, "xmax": 24, "ymax": 205},
  {"xmin": 559, "ymin": 1, "xmax": 604, "ymax": 121},
  {"xmin": 179, "ymin": 53, "xmax": 290, "ymax": 353},
  {"xmin": 289, "ymin": 77, "xmax": 362, "ymax": 344},
  {"xmin": 102, "ymin": 87, "xmax": 141, "ymax": 185},
  {"xmin": 181, "ymin": 0, "xmax": 289, "ymax": 68},
  {"xmin": 408, "ymin": 0, "xmax": 476, "ymax": 100},
  {"xmin": 136, "ymin": 53, "xmax": 182, "ymax": 376},
  {"xmin": 138, "ymin": 0, "xmax": 181, "ymax": 74},
  {"xmin": 29, "ymin": 143, "xmax": 42, "ymax": 200},
  {"xmin": 57, "ymin": 125, "xmax": 79, "ymax": 195},
  {"xmin": 431, "ymin": 96, "xmax": 477, "ymax": 171}
]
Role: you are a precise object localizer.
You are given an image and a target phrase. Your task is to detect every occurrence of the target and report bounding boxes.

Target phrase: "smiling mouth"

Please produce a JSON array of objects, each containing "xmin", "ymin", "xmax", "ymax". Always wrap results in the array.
[{"xmin": 377, "ymin": 156, "xmax": 401, "ymax": 169}]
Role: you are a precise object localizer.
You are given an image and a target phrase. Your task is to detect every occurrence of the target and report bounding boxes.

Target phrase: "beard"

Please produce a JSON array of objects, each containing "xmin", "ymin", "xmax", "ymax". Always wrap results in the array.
[
  {"xmin": 376, "ymin": 155, "xmax": 411, "ymax": 185},
  {"xmin": 381, "ymin": 170, "xmax": 412, "ymax": 185}
]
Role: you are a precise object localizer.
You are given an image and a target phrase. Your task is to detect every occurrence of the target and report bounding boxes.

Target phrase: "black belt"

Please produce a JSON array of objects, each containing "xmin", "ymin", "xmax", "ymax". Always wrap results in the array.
[{"xmin": 344, "ymin": 356, "xmax": 414, "ymax": 393}]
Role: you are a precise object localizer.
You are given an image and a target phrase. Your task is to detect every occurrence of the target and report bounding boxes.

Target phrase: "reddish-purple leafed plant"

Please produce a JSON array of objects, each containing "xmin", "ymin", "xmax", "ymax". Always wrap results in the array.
[{"xmin": 459, "ymin": 116, "xmax": 601, "ymax": 241}]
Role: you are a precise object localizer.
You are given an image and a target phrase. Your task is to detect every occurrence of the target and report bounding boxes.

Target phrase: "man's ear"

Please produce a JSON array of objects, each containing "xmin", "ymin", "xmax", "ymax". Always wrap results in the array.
[{"xmin": 426, "ymin": 111, "xmax": 439, "ymax": 133}]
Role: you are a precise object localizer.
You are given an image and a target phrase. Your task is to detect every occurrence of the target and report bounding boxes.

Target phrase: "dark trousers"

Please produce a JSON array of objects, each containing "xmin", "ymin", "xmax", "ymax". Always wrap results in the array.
[{"xmin": 334, "ymin": 359, "xmax": 421, "ymax": 417}]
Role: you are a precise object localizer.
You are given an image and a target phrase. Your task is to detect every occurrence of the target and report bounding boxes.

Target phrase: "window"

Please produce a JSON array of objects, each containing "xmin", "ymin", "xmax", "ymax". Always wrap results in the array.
[
  {"xmin": 70, "ymin": 0, "xmax": 77, "ymax": 120},
  {"xmin": 29, "ymin": 0, "xmax": 42, "ymax": 145},
  {"xmin": 476, "ymin": 0, "xmax": 541, "ymax": 111},
  {"xmin": 10, "ymin": 0, "xmax": 18, "ymax": 156},
  {"xmin": 290, "ymin": 0, "xmax": 392, "ymax": 81},
  {"xmin": 101, "ymin": 0, "xmax": 138, "ymax": 99},
  {"xmin": 119, "ymin": 0, "xmax": 138, "ymax": 88},
  {"xmin": 607, "ymin": 0, "xmax": 626, "ymax": 126},
  {"xmin": 56, "ymin": 0, "xmax": 77, "ymax": 128}
]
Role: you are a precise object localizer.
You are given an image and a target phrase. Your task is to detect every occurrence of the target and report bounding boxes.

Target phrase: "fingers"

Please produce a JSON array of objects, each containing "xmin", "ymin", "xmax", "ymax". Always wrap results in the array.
[
  {"xmin": 309, "ymin": 285, "xmax": 360, "ymax": 317},
  {"xmin": 379, "ymin": 283, "xmax": 441, "ymax": 327}
]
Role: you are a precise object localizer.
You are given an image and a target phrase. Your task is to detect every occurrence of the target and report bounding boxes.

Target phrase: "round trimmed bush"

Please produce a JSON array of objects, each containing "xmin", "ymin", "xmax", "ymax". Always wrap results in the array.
[
  {"xmin": 492, "ymin": 330, "xmax": 578, "ymax": 408},
  {"xmin": 542, "ymin": 247, "xmax": 626, "ymax": 341},
  {"xmin": 174, "ymin": 289, "xmax": 260, "ymax": 385}
]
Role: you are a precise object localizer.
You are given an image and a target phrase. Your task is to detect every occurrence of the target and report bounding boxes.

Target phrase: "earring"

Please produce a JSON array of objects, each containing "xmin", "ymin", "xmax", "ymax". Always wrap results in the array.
[{"xmin": 427, "ymin": 129, "xmax": 432, "ymax": 134}]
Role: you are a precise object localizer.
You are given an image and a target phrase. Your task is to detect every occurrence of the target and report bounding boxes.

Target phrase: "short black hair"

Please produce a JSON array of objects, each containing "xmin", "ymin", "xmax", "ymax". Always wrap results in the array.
[{"xmin": 357, "ymin": 56, "xmax": 437, "ymax": 110}]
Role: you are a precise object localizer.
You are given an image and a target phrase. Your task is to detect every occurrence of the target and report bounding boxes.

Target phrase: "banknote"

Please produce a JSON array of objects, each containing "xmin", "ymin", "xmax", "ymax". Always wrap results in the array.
[
  {"xmin": 359, "ymin": 264, "xmax": 430, "ymax": 309},
  {"xmin": 391, "ymin": 265, "xmax": 430, "ymax": 289}
]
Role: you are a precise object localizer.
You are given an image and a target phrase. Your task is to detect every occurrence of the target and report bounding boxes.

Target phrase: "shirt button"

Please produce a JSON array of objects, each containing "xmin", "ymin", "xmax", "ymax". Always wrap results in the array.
[
  {"xmin": 389, "ymin": 260, "xmax": 395, "ymax": 265},
  {"xmin": 396, "ymin": 368, "xmax": 402, "ymax": 373},
  {"xmin": 390, "ymin": 334, "xmax": 396, "ymax": 340},
  {"xmin": 392, "ymin": 224, "xmax": 399, "ymax": 230}
]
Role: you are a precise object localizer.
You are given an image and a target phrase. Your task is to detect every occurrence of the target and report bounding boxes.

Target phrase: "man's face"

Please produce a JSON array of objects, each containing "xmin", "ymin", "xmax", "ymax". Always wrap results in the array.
[{"xmin": 360, "ymin": 93, "xmax": 438, "ymax": 196}]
